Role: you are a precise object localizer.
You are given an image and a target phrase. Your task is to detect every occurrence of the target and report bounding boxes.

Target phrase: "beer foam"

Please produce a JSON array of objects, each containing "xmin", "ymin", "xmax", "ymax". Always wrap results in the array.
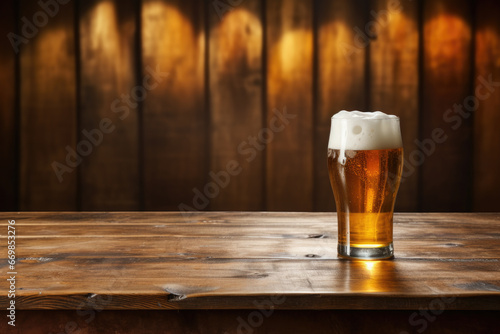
[{"xmin": 328, "ymin": 110, "xmax": 402, "ymax": 151}]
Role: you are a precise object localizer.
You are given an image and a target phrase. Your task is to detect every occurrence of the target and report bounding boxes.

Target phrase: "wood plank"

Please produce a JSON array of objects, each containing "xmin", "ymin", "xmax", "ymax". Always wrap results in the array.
[
  {"xmin": 142, "ymin": 0, "xmax": 206, "ymax": 210},
  {"xmin": 78, "ymin": 0, "xmax": 140, "ymax": 210},
  {"xmin": 1, "ymin": 310, "xmax": 498, "ymax": 334},
  {"xmin": 7, "ymin": 237, "xmax": 500, "ymax": 260},
  {"xmin": 2, "ymin": 213, "xmax": 499, "ymax": 262},
  {"xmin": 0, "ymin": 0, "xmax": 17, "ymax": 211},
  {"xmin": 266, "ymin": 0, "xmax": 314, "ymax": 211},
  {"xmin": 0, "ymin": 212, "xmax": 499, "ymax": 311},
  {"xmin": 421, "ymin": 0, "xmax": 474, "ymax": 211},
  {"xmin": 19, "ymin": 0, "xmax": 77, "ymax": 210},
  {"xmin": 370, "ymin": 0, "xmax": 419, "ymax": 211},
  {"xmin": 2, "ymin": 211, "xmax": 498, "ymax": 225},
  {"xmin": 3, "ymin": 213, "xmax": 500, "ymax": 241},
  {"xmin": 208, "ymin": 0, "xmax": 264, "ymax": 210},
  {"xmin": 315, "ymin": 0, "xmax": 368, "ymax": 211},
  {"xmin": 474, "ymin": 0, "xmax": 500, "ymax": 211},
  {"xmin": 1, "ymin": 259, "xmax": 499, "ymax": 310}
]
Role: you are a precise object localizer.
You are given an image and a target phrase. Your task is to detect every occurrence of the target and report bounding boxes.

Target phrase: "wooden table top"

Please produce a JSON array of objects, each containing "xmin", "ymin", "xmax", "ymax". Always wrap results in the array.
[{"xmin": 0, "ymin": 212, "xmax": 499, "ymax": 311}]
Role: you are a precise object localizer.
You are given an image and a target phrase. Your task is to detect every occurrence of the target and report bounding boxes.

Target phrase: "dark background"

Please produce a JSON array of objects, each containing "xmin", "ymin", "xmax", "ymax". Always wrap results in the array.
[{"xmin": 1, "ymin": 0, "xmax": 499, "ymax": 212}]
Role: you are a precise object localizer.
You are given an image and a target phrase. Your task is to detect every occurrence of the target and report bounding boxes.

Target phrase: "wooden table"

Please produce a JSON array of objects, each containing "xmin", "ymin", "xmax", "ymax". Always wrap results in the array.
[{"xmin": 1, "ymin": 212, "xmax": 499, "ymax": 333}]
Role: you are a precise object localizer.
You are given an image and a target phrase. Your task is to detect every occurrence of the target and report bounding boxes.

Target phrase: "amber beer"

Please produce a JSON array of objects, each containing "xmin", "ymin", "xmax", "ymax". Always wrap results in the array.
[{"xmin": 328, "ymin": 111, "xmax": 403, "ymax": 259}]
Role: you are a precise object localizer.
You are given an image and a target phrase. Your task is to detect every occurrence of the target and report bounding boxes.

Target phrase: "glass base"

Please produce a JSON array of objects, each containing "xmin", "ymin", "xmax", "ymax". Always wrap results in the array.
[{"xmin": 338, "ymin": 243, "xmax": 394, "ymax": 260}]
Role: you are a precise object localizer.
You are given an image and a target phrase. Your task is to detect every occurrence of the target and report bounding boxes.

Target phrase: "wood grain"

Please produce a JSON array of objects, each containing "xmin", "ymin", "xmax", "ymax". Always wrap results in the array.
[
  {"xmin": 266, "ymin": 0, "xmax": 314, "ymax": 211},
  {"xmin": 208, "ymin": 0, "xmax": 263, "ymax": 210},
  {"xmin": 474, "ymin": 0, "xmax": 500, "ymax": 211},
  {"xmin": 0, "ymin": 212, "xmax": 499, "ymax": 311},
  {"xmin": 315, "ymin": 0, "xmax": 368, "ymax": 212},
  {"xmin": 142, "ymin": 0, "xmax": 207, "ymax": 210},
  {"xmin": 0, "ymin": 0, "xmax": 17, "ymax": 211},
  {"xmin": 370, "ymin": 0, "xmax": 419, "ymax": 211},
  {"xmin": 19, "ymin": 0, "xmax": 77, "ymax": 210},
  {"xmin": 421, "ymin": 0, "xmax": 474, "ymax": 211},
  {"xmin": 78, "ymin": 0, "xmax": 140, "ymax": 210}
]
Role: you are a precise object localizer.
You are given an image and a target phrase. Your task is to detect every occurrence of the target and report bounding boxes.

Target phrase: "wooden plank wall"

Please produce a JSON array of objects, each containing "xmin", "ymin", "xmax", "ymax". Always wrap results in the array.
[
  {"xmin": 209, "ymin": 0, "xmax": 264, "ymax": 210},
  {"xmin": 316, "ymin": 0, "xmax": 368, "ymax": 212},
  {"xmin": 474, "ymin": 0, "xmax": 500, "ymax": 212},
  {"xmin": 0, "ymin": 0, "xmax": 17, "ymax": 211},
  {"xmin": 79, "ymin": 0, "xmax": 140, "ymax": 210},
  {"xmin": 370, "ymin": 0, "xmax": 420, "ymax": 212},
  {"xmin": 266, "ymin": 0, "xmax": 313, "ymax": 211},
  {"xmin": 142, "ymin": 0, "xmax": 206, "ymax": 211},
  {"xmin": 421, "ymin": 0, "xmax": 474, "ymax": 212},
  {"xmin": 19, "ymin": 0, "xmax": 78, "ymax": 210},
  {"xmin": 1, "ymin": 0, "xmax": 499, "ymax": 212}
]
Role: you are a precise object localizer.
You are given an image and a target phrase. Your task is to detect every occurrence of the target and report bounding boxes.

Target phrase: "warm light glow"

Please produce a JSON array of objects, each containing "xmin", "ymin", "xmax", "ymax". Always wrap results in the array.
[
  {"xmin": 343, "ymin": 260, "xmax": 403, "ymax": 294},
  {"xmin": 424, "ymin": 14, "xmax": 470, "ymax": 71},
  {"xmin": 27, "ymin": 27, "xmax": 76, "ymax": 120},
  {"xmin": 211, "ymin": 8, "xmax": 262, "ymax": 72},
  {"xmin": 142, "ymin": 1, "xmax": 195, "ymax": 58},
  {"xmin": 266, "ymin": 10, "xmax": 313, "ymax": 117},
  {"xmin": 358, "ymin": 260, "xmax": 391, "ymax": 293},
  {"xmin": 361, "ymin": 260, "xmax": 383, "ymax": 292},
  {"xmin": 476, "ymin": 27, "xmax": 500, "ymax": 68},
  {"xmin": 318, "ymin": 20, "xmax": 363, "ymax": 110},
  {"xmin": 142, "ymin": 1, "xmax": 204, "ymax": 98},
  {"xmin": 271, "ymin": 29, "xmax": 313, "ymax": 75},
  {"xmin": 36, "ymin": 29, "xmax": 68, "ymax": 59},
  {"xmin": 319, "ymin": 21, "xmax": 354, "ymax": 69},
  {"xmin": 79, "ymin": 0, "xmax": 135, "ymax": 93},
  {"xmin": 90, "ymin": 1, "xmax": 119, "ymax": 57},
  {"xmin": 363, "ymin": 260, "xmax": 376, "ymax": 272},
  {"xmin": 387, "ymin": 7, "xmax": 416, "ymax": 42}
]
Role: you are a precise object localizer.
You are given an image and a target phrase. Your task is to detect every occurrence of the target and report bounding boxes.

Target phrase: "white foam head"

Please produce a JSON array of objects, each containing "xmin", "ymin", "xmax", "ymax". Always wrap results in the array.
[{"xmin": 328, "ymin": 110, "xmax": 402, "ymax": 151}]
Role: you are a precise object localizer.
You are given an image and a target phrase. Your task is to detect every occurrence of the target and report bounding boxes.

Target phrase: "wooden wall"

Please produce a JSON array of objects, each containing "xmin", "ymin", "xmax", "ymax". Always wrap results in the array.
[{"xmin": 1, "ymin": 0, "xmax": 500, "ymax": 212}]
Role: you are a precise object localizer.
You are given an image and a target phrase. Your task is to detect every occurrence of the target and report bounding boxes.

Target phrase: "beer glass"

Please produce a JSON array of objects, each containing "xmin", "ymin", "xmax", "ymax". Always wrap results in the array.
[{"xmin": 328, "ymin": 111, "xmax": 403, "ymax": 259}]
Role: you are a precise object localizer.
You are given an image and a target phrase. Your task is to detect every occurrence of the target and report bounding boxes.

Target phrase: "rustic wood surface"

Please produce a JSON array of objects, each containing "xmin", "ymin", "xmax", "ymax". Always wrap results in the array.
[{"xmin": 0, "ymin": 212, "xmax": 499, "ymax": 312}]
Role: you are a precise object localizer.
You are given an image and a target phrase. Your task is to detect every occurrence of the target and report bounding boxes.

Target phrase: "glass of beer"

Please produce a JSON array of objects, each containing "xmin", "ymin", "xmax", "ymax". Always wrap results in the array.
[{"xmin": 328, "ymin": 110, "xmax": 403, "ymax": 260}]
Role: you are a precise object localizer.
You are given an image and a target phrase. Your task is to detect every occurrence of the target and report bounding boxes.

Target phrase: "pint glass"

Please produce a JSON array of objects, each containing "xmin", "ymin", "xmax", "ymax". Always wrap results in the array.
[{"xmin": 328, "ymin": 111, "xmax": 403, "ymax": 259}]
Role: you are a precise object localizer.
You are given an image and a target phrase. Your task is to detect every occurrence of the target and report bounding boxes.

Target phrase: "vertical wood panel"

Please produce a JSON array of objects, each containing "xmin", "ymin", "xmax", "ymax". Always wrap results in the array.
[
  {"xmin": 421, "ymin": 0, "xmax": 473, "ymax": 211},
  {"xmin": 20, "ymin": 0, "xmax": 77, "ymax": 210},
  {"xmin": 474, "ymin": 0, "xmax": 500, "ymax": 211},
  {"xmin": 142, "ymin": 0, "xmax": 206, "ymax": 210},
  {"xmin": 0, "ymin": 0, "xmax": 17, "ymax": 210},
  {"xmin": 315, "ymin": 0, "xmax": 368, "ymax": 212},
  {"xmin": 209, "ymin": 0, "xmax": 263, "ymax": 210},
  {"xmin": 266, "ymin": 0, "xmax": 314, "ymax": 211},
  {"xmin": 79, "ymin": 0, "xmax": 139, "ymax": 210},
  {"xmin": 370, "ymin": 0, "xmax": 419, "ymax": 211}
]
